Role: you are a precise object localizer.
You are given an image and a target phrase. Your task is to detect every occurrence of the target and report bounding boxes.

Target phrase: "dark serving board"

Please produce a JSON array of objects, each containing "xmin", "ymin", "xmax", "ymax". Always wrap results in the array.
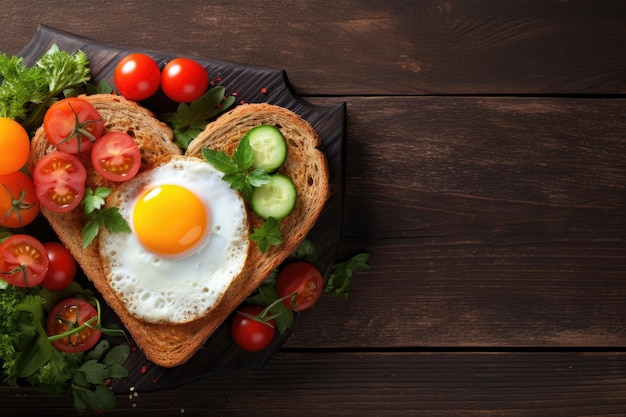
[{"xmin": 15, "ymin": 25, "xmax": 345, "ymax": 393}]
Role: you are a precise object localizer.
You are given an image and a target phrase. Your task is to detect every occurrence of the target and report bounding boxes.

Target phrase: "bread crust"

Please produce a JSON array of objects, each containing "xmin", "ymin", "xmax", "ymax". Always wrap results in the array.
[{"xmin": 29, "ymin": 95, "xmax": 330, "ymax": 367}]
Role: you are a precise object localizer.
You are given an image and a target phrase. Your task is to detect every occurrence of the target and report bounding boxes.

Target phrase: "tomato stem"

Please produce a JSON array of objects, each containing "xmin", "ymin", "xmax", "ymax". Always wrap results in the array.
[
  {"xmin": 1, "ymin": 264, "xmax": 29, "ymax": 287},
  {"xmin": 239, "ymin": 291, "xmax": 299, "ymax": 326},
  {"xmin": 2, "ymin": 184, "xmax": 35, "ymax": 226},
  {"xmin": 47, "ymin": 316, "xmax": 98, "ymax": 342},
  {"xmin": 46, "ymin": 295, "xmax": 130, "ymax": 344},
  {"xmin": 56, "ymin": 100, "xmax": 102, "ymax": 153}
]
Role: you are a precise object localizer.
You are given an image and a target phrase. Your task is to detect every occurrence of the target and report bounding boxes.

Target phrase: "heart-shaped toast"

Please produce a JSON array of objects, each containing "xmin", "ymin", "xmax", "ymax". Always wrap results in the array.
[{"xmin": 28, "ymin": 94, "xmax": 330, "ymax": 367}]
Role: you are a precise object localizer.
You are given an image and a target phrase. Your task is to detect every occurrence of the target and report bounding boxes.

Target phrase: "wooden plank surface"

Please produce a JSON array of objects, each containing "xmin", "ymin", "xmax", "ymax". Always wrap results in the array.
[
  {"xmin": 0, "ymin": 1, "xmax": 625, "ymax": 95},
  {"xmin": 4, "ymin": 352, "xmax": 626, "ymax": 417},
  {"xmin": 1, "ymin": 0, "xmax": 626, "ymax": 415},
  {"xmin": 283, "ymin": 96, "xmax": 626, "ymax": 348}
]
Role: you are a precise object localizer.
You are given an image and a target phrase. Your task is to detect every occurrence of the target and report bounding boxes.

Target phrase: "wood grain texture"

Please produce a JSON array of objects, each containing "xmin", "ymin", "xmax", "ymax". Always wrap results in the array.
[
  {"xmin": 2, "ymin": 352, "xmax": 626, "ymax": 416},
  {"xmin": 285, "ymin": 96, "xmax": 626, "ymax": 348},
  {"xmin": 1, "ymin": 1, "xmax": 626, "ymax": 415},
  {"xmin": 0, "ymin": 0, "xmax": 625, "ymax": 95}
]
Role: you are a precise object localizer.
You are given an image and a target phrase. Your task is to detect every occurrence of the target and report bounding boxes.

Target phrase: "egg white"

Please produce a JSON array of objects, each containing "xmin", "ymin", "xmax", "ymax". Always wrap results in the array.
[{"xmin": 99, "ymin": 158, "xmax": 249, "ymax": 324}]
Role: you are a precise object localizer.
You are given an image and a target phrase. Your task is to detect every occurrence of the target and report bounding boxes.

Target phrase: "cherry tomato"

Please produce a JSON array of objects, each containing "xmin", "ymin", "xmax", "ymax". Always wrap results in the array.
[
  {"xmin": 91, "ymin": 131, "xmax": 141, "ymax": 182},
  {"xmin": 231, "ymin": 305, "xmax": 275, "ymax": 352},
  {"xmin": 32, "ymin": 151, "xmax": 87, "ymax": 213},
  {"xmin": 0, "ymin": 118, "xmax": 30, "ymax": 175},
  {"xmin": 276, "ymin": 261, "xmax": 324, "ymax": 312},
  {"xmin": 43, "ymin": 97, "xmax": 104, "ymax": 153},
  {"xmin": 114, "ymin": 53, "xmax": 161, "ymax": 101},
  {"xmin": 0, "ymin": 171, "xmax": 40, "ymax": 228},
  {"xmin": 0, "ymin": 234, "xmax": 49, "ymax": 287},
  {"xmin": 161, "ymin": 57, "xmax": 209, "ymax": 103},
  {"xmin": 46, "ymin": 297, "xmax": 102, "ymax": 353},
  {"xmin": 40, "ymin": 242, "xmax": 77, "ymax": 291}
]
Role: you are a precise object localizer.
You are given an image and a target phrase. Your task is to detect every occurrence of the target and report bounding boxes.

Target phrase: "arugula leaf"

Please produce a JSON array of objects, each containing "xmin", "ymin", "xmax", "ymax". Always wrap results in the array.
[
  {"xmin": 160, "ymin": 86, "xmax": 236, "ymax": 149},
  {"xmin": 324, "ymin": 253, "xmax": 371, "ymax": 299},
  {"xmin": 250, "ymin": 217, "xmax": 282, "ymax": 253},
  {"xmin": 70, "ymin": 341, "xmax": 129, "ymax": 414},
  {"xmin": 81, "ymin": 187, "xmax": 131, "ymax": 248}
]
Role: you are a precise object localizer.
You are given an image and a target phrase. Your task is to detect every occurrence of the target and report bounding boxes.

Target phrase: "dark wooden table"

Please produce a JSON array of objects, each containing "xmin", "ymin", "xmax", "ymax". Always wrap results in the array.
[{"xmin": 2, "ymin": 1, "xmax": 626, "ymax": 416}]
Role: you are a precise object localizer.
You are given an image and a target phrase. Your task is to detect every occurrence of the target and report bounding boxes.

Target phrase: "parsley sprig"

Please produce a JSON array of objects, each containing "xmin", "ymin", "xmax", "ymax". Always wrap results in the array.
[
  {"xmin": 0, "ymin": 44, "xmax": 92, "ymax": 134},
  {"xmin": 201, "ymin": 135, "xmax": 271, "ymax": 201},
  {"xmin": 81, "ymin": 187, "xmax": 131, "ymax": 249},
  {"xmin": 202, "ymin": 136, "xmax": 284, "ymax": 252}
]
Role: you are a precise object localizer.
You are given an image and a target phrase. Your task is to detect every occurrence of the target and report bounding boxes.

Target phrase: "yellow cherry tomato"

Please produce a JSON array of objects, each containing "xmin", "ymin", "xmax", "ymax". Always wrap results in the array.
[{"xmin": 0, "ymin": 118, "xmax": 30, "ymax": 175}]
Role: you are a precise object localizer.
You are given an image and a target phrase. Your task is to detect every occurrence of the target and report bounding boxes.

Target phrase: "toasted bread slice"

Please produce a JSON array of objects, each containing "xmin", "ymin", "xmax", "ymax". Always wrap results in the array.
[{"xmin": 29, "ymin": 95, "xmax": 330, "ymax": 367}]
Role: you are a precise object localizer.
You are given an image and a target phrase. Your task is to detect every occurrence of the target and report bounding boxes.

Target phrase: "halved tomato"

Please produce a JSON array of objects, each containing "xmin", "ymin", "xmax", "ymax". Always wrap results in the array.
[
  {"xmin": 43, "ymin": 97, "xmax": 104, "ymax": 153},
  {"xmin": 32, "ymin": 151, "xmax": 87, "ymax": 213},
  {"xmin": 276, "ymin": 261, "xmax": 324, "ymax": 312},
  {"xmin": 0, "ymin": 234, "xmax": 49, "ymax": 287},
  {"xmin": 46, "ymin": 297, "xmax": 102, "ymax": 353},
  {"xmin": 91, "ymin": 131, "xmax": 141, "ymax": 182}
]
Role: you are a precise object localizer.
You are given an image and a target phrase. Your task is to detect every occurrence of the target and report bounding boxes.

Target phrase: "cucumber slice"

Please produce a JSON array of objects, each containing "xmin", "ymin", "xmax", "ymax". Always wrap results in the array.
[
  {"xmin": 244, "ymin": 124, "xmax": 287, "ymax": 172},
  {"xmin": 251, "ymin": 173, "xmax": 297, "ymax": 220}
]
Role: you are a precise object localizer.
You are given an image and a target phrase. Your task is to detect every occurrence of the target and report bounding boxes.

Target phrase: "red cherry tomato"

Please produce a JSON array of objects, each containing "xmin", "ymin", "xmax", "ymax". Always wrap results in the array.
[
  {"xmin": 32, "ymin": 151, "xmax": 87, "ymax": 213},
  {"xmin": 231, "ymin": 305, "xmax": 275, "ymax": 352},
  {"xmin": 91, "ymin": 131, "xmax": 141, "ymax": 182},
  {"xmin": 0, "ymin": 171, "xmax": 40, "ymax": 228},
  {"xmin": 276, "ymin": 261, "xmax": 324, "ymax": 312},
  {"xmin": 161, "ymin": 57, "xmax": 209, "ymax": 103},
  {"xmin": 43, "ymin": 97, "xmax": 104, "ymax": 154},
  {"xmin": 0, "ymin": 234, "xmax": 49, "ymax": 287},
  {"xmin": 46, "ymin": 297, "xmax": 102, "ymax": 353},
  {"xmin": 114, "ymin": 53, "xmax": 161, "ymax": 101},
  {"xmin": 40, "ymin": 242, "xmax": 77, "ymax": 291}
]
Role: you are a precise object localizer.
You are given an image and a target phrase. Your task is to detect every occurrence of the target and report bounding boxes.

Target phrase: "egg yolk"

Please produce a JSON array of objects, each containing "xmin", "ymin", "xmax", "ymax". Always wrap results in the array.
[{"xmin": 133, "ymin": 184, "xmax": 209, "ymax": 256}]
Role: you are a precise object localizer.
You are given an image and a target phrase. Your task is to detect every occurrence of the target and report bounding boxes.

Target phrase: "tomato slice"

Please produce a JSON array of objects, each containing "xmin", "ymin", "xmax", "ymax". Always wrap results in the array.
[
  {"xmin": 43, "ymin": 97, "xmax": 104, "ymax": 153},
  {"xmin": 32, "ymin": 151, "xmax": 87, "ymax": 213},
  {"xmin": 276, "ymin": 261, "xmax": 324, "ymax": 312},
  {"xmin": 91, "ymin": 131, "xmax": 141, "ymax": 182},
  {"xmin": 46, "ymin": 297, "xmax": 102, "ymax": 353},
  {"xmin": 0, "ymin": 234, "xmax": 49, "ymax": 287}
]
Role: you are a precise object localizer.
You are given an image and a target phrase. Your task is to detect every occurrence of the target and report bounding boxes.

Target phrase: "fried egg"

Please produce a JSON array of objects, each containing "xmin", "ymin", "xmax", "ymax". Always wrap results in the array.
[{"xmin": 99, "ymin": 157, "xmax": 249, "ymax": 324}]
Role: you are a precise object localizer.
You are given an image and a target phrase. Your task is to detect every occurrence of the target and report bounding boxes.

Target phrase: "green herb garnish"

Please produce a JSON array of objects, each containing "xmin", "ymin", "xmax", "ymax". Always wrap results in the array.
[
  {"xmin": 324, "ymin": 253, "xmax": 370, "ymax": 299},
  {"xmin": 81, "ymin": 187, "xmax": 131, "ymax": 249},
  {"xmin": 160, "ymin": 86, "xmax": 236, "ymax": 149},
  {"xmin": 201, "ymin": 134, "xmax": 271, "ymax": 201},
  {"xmin": 202, "ymin": 136, "xmax": 285, "ymax": 253},
  {"xmin": 250, "ymin": 217, "xmax": 283, "ymax": 254},
  {"xmin": 0, "ymin": 44, "xmax": 92, "ymax": 134},
  {"xmin": 0, "ymin": 285, "xmax": 130, "ymax": 413}
]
